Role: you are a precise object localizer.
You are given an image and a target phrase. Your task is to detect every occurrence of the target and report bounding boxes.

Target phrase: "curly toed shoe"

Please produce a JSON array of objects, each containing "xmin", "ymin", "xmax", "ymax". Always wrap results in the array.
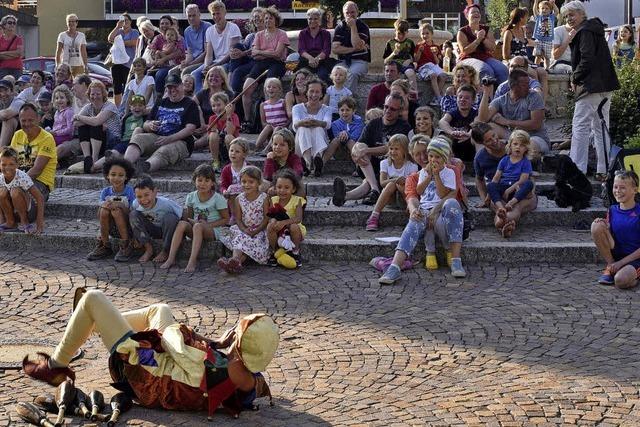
[{"xmin": 22, "ymin": 352, "xmax": 75, "ymax": 386}]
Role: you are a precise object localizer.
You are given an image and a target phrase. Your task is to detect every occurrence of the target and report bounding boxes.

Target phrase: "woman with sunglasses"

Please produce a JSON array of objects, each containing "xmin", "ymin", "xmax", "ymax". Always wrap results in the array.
[
  {"xmin": 55, "ymin": 14, "xmax": 88, "ymax": 78},
  {"xmin": 0, "ymin": 15, "xmax": 24, "ymax": 80}
]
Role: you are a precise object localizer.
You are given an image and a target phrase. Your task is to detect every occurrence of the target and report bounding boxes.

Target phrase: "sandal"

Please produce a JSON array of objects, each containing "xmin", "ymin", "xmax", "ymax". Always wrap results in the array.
[
  {"xmin": 19, "ymin": 223, "xmax": 38, "ymax": 234},
  {"xmin": 227, "ymin": 258, "xmax": 243, "ymax": 274}
]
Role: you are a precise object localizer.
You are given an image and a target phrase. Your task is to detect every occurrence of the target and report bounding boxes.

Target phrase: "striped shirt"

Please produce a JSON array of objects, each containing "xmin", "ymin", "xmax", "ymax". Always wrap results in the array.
[{"xmin": 263, "ymin": 99, "xmax": 288, "ymax": 128}]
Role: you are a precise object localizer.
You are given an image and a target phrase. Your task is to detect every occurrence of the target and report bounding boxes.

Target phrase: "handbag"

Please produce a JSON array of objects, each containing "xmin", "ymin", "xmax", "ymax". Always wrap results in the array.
[{"xmin": 110, "ymin": 34, "xmax": 130, "ymax": 65}]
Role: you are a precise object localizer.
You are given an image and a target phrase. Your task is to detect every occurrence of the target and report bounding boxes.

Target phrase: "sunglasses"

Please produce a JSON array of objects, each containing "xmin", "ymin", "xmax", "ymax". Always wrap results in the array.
[
  {"xmin": 383, "ymin": 105, "xmax": 400, "ymax": 112},
  {"xmin": 614, "ymin": 169, "xmax": 639, "ymax": 185}
]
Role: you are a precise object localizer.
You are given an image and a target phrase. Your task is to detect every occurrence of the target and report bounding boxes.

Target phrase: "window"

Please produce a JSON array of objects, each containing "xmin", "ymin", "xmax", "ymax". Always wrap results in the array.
[{"xmin": 421, "ymin": 12, "xmax": 460, "ymax": 35}]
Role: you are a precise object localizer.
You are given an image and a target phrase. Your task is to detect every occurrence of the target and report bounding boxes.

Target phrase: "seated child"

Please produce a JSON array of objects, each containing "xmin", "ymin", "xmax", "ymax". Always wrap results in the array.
[
  {"xmin": 87, "ymin": 157, "xmax": 137, "ymax": 261},
  {"xmin": 129, "ymin": 175, "xmax": 181, "ymax": 263},
  {"xmin": 383, "ymin": 19, "xmax": 418, "ymax": 97},
  {"xmin": 266, "ymin": 168, "xmax": 306, "ymax": 268},
  {"xmin": 218, "ymin": 166, "xmax": 270, "ymax": 274},
  {"xmin": 208, "ymin": 91, "xmax": 240, "ymax": 170},
  {"xmin": 51, "ymin": 85, "xmax": 75, "ymax": 146},
  {"xmin": 38, "ymin": 91, "xmax": 54, "ymax": 130},
  {"xmin": 591, "ymin": 170, "xmax": 640, "ymax": 289},
  {"xmin": 365, "ymin": 107, "xmax": 383, "ymax": 124},
  {"xmin": 365, "ymin": 134, "xmax": 418, "ymax": 231},
  {"xmin": 125, "ymin": 58, "xmax": 155, "ymax": 112},
  {"xmin": 324, "ymin": 65, "xmax": 352, "ymax": 121},
  {"xmin": 220, "ymin": 138, "xmax": 249, "ymax": 216},
  {"xmin": 161, "ymin": 164, "xmax": 229, "ymax": 272},
  {"xmin": 0, "ymin": 147, "xmax": 45, "ymax": 234},
  {"xmin": 256, "ymin": 78, "xmax": 289, "ymax": 153},
  {"xmin": 486, "ymin": 130, "xmax": 535, "ymax": 238},
  {"xmin": 91, "ymin": 95, "xmax": 147, "ymax": 173},
  {"xmin": 322, "ymin": 96, "xmax": 364, "ymax": 167},
  {"xmin": 261, "ymin": 128, "xmax": 303, "ymax": 196},
  {"xmin": 414, "ymin": 22, "xmax": 447, "ymax": 104},
  {"xmin": 438, "ymin": 85, "xmax": 479, "ymax": 162}
]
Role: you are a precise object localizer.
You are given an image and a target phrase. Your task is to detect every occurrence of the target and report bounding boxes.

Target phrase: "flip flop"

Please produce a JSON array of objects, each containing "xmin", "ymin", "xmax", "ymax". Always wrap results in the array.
[{"xmin": 19, "ymin": 223, "xmax": 38, "ymax": 234}]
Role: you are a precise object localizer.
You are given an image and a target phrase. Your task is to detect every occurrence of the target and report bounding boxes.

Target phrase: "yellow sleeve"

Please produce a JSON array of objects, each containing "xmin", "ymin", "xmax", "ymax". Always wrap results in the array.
[{"xmin": 36, "ymin": 132, "xmax": 56, "ymax": 159}]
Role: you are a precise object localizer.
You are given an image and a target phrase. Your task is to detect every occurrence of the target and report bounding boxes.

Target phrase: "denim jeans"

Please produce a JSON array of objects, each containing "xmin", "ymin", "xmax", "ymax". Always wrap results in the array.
[
  {"xmin": 396, "ymin": 199, "xmax": 464, "ymax": 256},
  {"xmin": 459, "ymin": 57, "xmax": 509, "ymax": 85},
  {"xmin": 487, "ymin": 180, "xmax": 534, "ymax": 203}
]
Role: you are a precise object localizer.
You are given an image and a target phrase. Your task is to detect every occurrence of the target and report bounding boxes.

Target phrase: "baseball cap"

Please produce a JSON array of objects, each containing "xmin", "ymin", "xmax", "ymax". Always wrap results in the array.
[
  {"xmin": 0, "ymin": 79, "xmax": 14, "ymax": 90},
  {"xmin": 37, "ymin": 91, "xmax": 52, "ymax": 103},
  {"xmin": 165, "ymin": 73, "xmax": 182, "ymax": 87},
  {"xmin": 17, "ymin": 74, "xmax": 30, "ymax": 84}
]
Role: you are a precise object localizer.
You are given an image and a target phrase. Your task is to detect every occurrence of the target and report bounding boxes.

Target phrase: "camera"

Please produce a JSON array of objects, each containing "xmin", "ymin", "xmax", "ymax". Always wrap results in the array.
[{"xmin": 481, "ymin": 76, "xmax": 497, "ymax": 86}]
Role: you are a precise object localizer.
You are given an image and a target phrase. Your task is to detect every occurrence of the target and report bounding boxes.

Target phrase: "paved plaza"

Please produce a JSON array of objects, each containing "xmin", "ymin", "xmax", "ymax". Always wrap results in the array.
[{"xmin": 1, "ymin": 250, "xmax": 640, "ymax": 426}]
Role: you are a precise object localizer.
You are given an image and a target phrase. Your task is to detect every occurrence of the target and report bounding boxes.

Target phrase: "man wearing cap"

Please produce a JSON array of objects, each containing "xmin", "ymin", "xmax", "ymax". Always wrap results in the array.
[
  {"xmin": 478, "ymin": 68, "xmax": 550, "ymax": 163},
  {"xmin": 23, "ymin": 289, "xmax": 279, "ymax": 419},
  {"xmin": 0, "ymin": 78, "xmax": 24, "ymax": 146},
  {"xmin": 123, "ymin": 73, "xmax": 199, "ymax": 173}
]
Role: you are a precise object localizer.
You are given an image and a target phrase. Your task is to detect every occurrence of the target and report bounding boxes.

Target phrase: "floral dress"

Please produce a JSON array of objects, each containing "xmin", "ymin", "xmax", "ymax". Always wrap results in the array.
[{"xmin": 228, "ymin": 192, "xmax": 269, "ymax": 264}]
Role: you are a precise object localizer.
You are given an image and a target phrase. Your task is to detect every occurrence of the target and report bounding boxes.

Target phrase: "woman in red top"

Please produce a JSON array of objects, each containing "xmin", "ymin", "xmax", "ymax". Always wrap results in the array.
[
  {"xmin": 457, "ymin": 4, "xmax": 508, "ymax": 84},
  {"xmin": 0, "ymin": 15, "xmax": 24, "ymax": 80}
]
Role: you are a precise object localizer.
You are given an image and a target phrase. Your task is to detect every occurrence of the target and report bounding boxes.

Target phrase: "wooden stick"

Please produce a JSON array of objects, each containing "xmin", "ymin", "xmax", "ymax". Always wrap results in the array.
[{"xmin": 207, "ymin": 69, "xmax": 269, "ymax": 131}]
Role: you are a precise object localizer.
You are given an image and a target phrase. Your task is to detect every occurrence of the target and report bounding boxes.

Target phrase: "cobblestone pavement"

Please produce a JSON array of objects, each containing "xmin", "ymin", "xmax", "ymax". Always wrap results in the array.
[{"xmin": 2, "ymin": 250, "xmax": 640, "ymax": 426}]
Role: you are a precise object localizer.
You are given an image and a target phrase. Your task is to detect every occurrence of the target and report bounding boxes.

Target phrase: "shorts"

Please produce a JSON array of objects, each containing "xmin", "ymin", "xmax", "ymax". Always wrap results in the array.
[
  {"xmin": 533, "ymin": 40, "xmax": 553, "ymax": 59},
  {"xmin": 110, "ymin": 140, "xmax": 129, "ymax": 155},
  {"xmin": 417, "ymin": 62, "xmax": 446, "ymax": 80},
  {"xmin": 613, "ymin": 249, "xmax": 640, "ymax": 274},
  {"xmin": 23, "ymin": 180, "xmax": 49, "ymax": 222},
  {"xmin": 129, "ymin": 132, "xmax": 190, "ymax": 168}
]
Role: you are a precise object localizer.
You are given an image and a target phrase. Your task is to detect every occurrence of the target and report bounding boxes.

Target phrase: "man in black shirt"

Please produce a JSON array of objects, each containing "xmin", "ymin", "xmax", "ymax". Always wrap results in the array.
[
  {"xmin": 331, "ymin": 1, "xmax": 371, "ymax": 93},
  {"xmin": 332, "ymin": 93, "xmax": 411, "ymax": 206},
  {"xmin": 124, "ymin": 74, "xmax": 199, "ymax": 173}
]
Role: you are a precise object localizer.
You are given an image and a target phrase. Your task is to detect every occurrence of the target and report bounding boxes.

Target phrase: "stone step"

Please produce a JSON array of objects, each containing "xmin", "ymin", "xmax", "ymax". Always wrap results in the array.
[
  {"xmin": 54, "ymin": 169, "xmax": 603, "ymax": 198},
  {"xmin": 46, "ymin": 187, "xmax": 605, "ymax": 227},
  {"xmin": 0, "ymin": 217, "xmax": 597, "ymax": 264}
]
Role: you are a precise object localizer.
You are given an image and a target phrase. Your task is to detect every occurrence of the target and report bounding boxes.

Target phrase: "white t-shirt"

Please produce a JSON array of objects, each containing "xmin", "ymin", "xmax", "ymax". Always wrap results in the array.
[
  {"xmin": 205, "ymin": 22, "xmax": 241, "ymax": 64},
  {"xmin": 57, "ymin": 31, "xmax": 87, "ymax": 67},
  {"xmin": 127, "ymin": 75, "xmax": 156, "ymax": 108},
  {"xmin": 552, "ymin": 25, "xmax": 572, "ymax": 63},
  {"xmin": 417, "ymin": 166, "xmax": 456, "ymax": 211},
  {"xmin": 326, "ymin": 85, "xmax": 353, "ymax": 114},
  {"xmin": 380, "ymin": 159, "xmax": 419, "ymax": 179},
  {"xmin": 0, "ymin": 169, "xmax": 33, "ymax": 191},
  {"xmin": 17, "ymin": 86, "xmax": 49, "ymax": 105}
]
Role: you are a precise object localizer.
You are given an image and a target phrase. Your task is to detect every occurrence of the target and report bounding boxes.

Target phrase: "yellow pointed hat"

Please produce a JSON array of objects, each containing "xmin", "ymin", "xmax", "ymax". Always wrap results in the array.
[{"xmin": 235, "ymin": 314, "xmax": 279, "ymax": 373}]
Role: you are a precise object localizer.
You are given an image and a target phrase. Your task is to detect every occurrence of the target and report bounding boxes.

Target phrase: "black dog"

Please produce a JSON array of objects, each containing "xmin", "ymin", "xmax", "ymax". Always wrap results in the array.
[{"xmin": 544, "ymin": 155, "xmax": 593, "ymax": 212}]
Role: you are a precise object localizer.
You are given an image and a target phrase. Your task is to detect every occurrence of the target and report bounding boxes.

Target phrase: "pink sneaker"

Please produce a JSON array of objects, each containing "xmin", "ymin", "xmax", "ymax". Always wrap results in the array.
[{"xmin": 365, "ymin": 214, "xmax": 380, "ymax": 231}]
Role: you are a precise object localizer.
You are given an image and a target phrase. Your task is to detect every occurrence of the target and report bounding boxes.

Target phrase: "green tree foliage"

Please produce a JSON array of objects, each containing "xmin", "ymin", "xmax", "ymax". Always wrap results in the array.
[
  {"xmin": 485, "ymin": 0, "xmax": 519, "ymax": 32},
  {"xmin": 611, "ymin": 61, "xmax": 640, "ymax": 147}
]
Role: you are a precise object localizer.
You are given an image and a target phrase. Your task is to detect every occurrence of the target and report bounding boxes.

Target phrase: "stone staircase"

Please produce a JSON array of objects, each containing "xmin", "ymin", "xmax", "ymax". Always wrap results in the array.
[{"xmin": 0, "ymin": 140, "xmax": 606, "ymax": 266}]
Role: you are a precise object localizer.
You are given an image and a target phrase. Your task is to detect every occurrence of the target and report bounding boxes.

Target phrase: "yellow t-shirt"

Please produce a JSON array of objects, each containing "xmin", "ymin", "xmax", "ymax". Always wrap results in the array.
[
  {"xmin": 10, "ymin": 128, "xmax": 57, "ymax": 191},
  {"xmin": 271, "ymin": 195, "xmax": 307, "ymax": 236}
]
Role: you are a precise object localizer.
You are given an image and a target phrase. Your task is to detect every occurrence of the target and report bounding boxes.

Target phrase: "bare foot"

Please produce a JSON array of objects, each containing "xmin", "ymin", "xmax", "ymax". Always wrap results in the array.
[
  {"xmin": 496, "ymin": 207, "xmax": 507, "ymax": 220},
  {"xmin": 153, "ymin": 251, "xmax": 168, "ymax": 263},
  {"xmin": 501, "ymin": 220, "xmax": 516, "ymax": 238},
  {"xmin": 139, "ymin": 249, "xmax": 154, "ymax": 263},
  {"xmin": 160, "ymin": 258, "xmax": 175, "ymax": 269},
  {"xmin": 495, "ymin": 216, "xmax": 505, "ymax": 230},
  {"xmin": 505, "ymin": 201, "xmax": 516, "ymax": 212},
  {"xmin": 184, "ymin": 262, "xmax": 196, "ymax": 273}
]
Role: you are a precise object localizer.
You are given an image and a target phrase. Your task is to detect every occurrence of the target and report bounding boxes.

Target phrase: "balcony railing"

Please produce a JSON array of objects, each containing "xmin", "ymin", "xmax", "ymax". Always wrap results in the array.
[{"xmin": 108, "ymin": 0, "xmax": 400, "ymax": 15}]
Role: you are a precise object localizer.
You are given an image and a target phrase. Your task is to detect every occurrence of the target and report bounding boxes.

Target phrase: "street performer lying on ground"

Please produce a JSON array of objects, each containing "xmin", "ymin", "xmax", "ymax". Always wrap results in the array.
[{"xmin": 22, "ymin": 289, "xmax": 279, "ymax": 419}]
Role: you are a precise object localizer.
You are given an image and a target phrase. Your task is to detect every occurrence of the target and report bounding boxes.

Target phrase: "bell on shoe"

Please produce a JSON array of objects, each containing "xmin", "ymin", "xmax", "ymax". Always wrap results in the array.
[{"xmin": 425, "ymin": 253, "xmax": 438, "ymax": 270}]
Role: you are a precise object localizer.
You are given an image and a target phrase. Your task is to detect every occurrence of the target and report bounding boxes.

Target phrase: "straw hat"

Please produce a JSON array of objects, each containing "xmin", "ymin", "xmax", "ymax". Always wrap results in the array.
[{"xmin": 235, "ymin": 314, "xmax": 279, "ymax": 373}]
